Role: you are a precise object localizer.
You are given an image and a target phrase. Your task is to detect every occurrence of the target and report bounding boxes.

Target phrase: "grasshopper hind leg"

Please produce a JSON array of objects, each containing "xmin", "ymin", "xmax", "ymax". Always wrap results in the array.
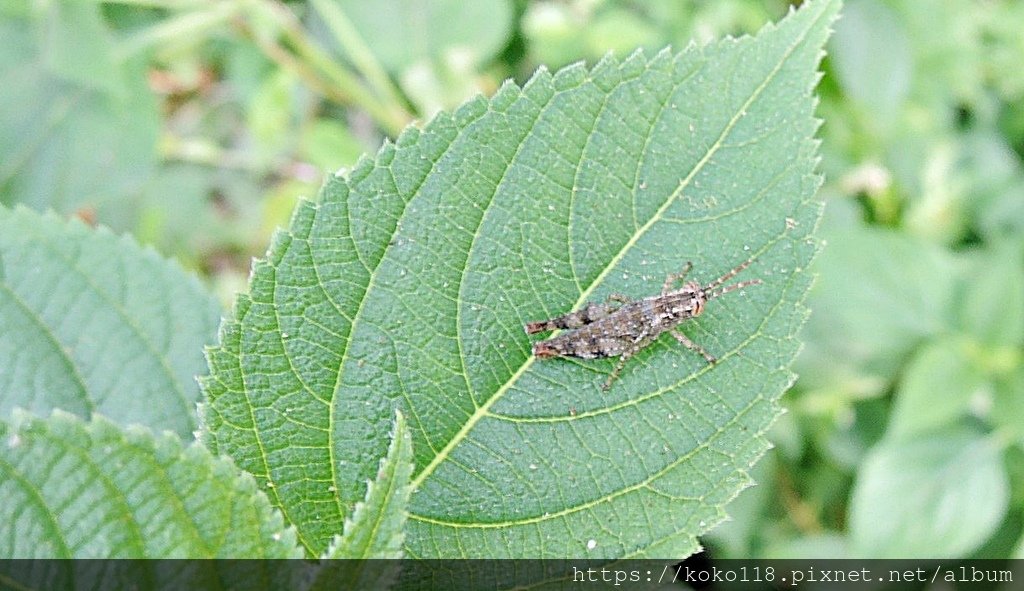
[{"xmin": 524, "ymin": 296, "xmax": 626, "ymax": 335}]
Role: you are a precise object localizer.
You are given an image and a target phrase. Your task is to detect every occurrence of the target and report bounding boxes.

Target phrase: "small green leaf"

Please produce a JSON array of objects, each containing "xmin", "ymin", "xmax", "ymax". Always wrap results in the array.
[
  {"xmin": 302, "ymin": 118, "xmax": 368, "ymax": 170},
  {"xmin": 887, "ymin": 337, "xmax": 986, "ymax": 440},
  {"xmin": 309, "ymin": 412, "xmax": 413, "ymax": 591},
  {"xmin": 203, "ymin": 0, "xmax": 838, "ymax": 558},
  {"xmin": 992, "ymin": 368, "xmax": 1024, "ymax": 441},
  {"xmin": 957, "ymin": 243, "xmax": 1024, "ymax": 347},
  {"xmin": 521, "ymin": 3, "xmax": 589, "ymax": 69},
  {"xmin": 0, "ymin": 206, "xmax": 222, "ymax": 437},
  {"xmin": 829, "ymin": 0, "xmax": 911, "ymax": 122},
  {"xmin": 0, "ymin": 411, "xmax": 303, "ymax": 559},
  {"xmin": 326, "ymin": 410, "xmax": 413, "ymax": 559},
  {"xmin": 848, "ymin": 428, "xmax": 1009, "ymax": 558},
  {"xmin": 960, "ymin": 131, "xmax": 1024, "ymax": 241},
  {"xmin": 585, "ymin": 8, "xmax": 661, "ymax": 58}
]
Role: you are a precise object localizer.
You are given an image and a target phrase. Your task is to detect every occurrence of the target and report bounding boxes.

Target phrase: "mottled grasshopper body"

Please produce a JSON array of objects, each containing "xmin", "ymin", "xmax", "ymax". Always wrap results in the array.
[{"xmin": 525, "ymin": 257, "xmax": 761, "ymax": 390}]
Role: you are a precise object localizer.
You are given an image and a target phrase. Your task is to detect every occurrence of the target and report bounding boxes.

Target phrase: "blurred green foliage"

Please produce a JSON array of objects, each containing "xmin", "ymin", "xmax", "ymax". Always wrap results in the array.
[{"xmin": 2, "ymin": 0, "xmax": 1023, "ymax": 559}]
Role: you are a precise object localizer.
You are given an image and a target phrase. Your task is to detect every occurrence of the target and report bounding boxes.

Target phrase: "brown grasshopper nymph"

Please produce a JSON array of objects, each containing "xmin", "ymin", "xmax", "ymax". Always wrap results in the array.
[{"xmin": 525, "ymin": 257, "xmax": 762, "ymax": 390}]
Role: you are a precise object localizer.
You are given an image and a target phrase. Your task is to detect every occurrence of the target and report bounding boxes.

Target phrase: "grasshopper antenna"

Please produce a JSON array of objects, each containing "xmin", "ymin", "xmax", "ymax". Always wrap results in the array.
[
  {"xmin": 707, "ymin": 278, "xmax": 762, "ymax": 300},
  {"xmin": 703, "ymin": 257, "xmax": 754, "ymax": 292}
]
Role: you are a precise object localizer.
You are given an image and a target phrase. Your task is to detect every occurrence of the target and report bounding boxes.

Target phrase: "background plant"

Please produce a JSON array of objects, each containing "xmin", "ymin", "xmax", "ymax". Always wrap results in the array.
[{"xmin": 1, "ymin": 0, "xmax": 1023, "ymax": 563}]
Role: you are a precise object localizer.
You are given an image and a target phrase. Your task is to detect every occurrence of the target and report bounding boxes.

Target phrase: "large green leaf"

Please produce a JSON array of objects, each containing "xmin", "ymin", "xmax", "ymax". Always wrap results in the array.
[
  {"xmin": 202, "ymin": 0, "xmax": 838, "ymax": 558},
  {"xmin": 0, "ymin": 411, "xmax": 302, "ymax": 559},
  {"xmin": 0, "ymin": 206, "xmax": 222, "ymax": 437}
]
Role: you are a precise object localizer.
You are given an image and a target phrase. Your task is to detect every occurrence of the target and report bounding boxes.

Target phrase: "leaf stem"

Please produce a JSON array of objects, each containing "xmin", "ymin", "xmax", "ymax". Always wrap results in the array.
[
  {"xmin": 117, "ymin": 2, "xmax": 241, "ymax": 59},
  {"xmin": 777, "ymin": 462, "xmax": 824, "ymax": 534},
  {"xmin": 251, "ymin": 0, "xmax": 411, "ymax": 136},
  {"xmin": 307, "ymin": 0, "xmax": 410, "ymax": 127}
]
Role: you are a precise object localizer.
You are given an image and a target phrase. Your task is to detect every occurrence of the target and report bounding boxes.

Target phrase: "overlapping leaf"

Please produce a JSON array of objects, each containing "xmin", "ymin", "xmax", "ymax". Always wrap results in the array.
[
  {"xmin": 0, "ymin": 411, "xmax": 302, "ymax": 560},
  {"xmin": 0, "ymin": 206, "xmax": 222, "ymax": 437},
  {"xmin": 311, "ymin": 411, "xmax": 413, "ymax": 590},
  {"xmin": 325, "ymin": 410, "xmax": 413, "ymax": 560},
  {"xmin": 202, "ymin": 0, "xmax": 838, "ymax": 558}
]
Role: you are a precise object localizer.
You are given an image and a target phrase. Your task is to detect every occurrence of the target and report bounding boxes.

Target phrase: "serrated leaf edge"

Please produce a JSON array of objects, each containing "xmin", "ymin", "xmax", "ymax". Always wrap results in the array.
[{"xmin": 5, "ymin": 409, "xmax": 303, "ymax": 558}]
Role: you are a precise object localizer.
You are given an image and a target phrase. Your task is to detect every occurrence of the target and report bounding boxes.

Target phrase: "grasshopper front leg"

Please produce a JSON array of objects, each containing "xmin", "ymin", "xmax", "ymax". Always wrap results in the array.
[
  {"xmin": 670, "ymin": 328, "xmax": 717, "ymax": 364},
  {"xmin": 662, "ymin": 262, "xmax": 694, "ymax": 294},
  {"xmin": 602, "ymin": 329, "xmax": 652, "ymax": 390}
]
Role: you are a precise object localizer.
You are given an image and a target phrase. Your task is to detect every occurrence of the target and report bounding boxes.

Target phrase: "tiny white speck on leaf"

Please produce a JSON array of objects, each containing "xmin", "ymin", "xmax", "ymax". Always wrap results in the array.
[{"xmin": 587, "ymin": 539, "xmax": 597, "ymax": 550}]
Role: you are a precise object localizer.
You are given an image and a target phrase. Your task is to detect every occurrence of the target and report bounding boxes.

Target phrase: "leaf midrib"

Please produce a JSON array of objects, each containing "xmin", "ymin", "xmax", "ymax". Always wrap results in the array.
[{"xmin": 408, "ymin": 9, "xmax": 824, "ymax": 494}]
